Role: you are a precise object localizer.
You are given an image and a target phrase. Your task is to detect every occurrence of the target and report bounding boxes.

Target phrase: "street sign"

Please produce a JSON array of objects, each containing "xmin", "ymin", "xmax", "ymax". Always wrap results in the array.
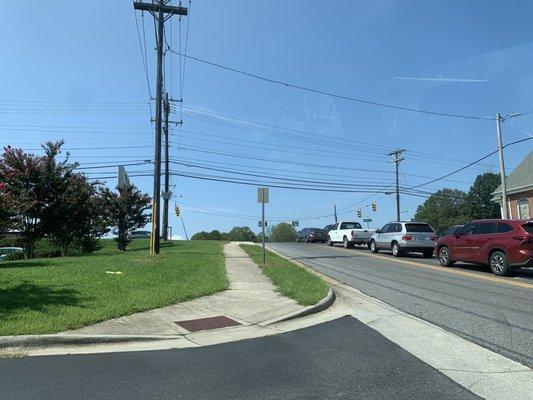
[
  {"xmin": 118, "ymin": 166, "xmax": 131, "ymax": 189},
  {"xmin": 363, "ymin": 218, "xmax": 372, "ymax": 222},
  {"xmin": 292, "ymin": 220, "xmax": 299, "ymax": 227},
  {"xmin": 257, "ymin": 187, "xmax": 269, "ymax": 203}
]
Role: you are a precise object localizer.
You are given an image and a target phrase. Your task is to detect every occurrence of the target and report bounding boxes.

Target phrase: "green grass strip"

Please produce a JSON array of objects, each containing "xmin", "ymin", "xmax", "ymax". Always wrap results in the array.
[
  {"xmin": 240, "ymin": 244, "xmax": 329, "ymax": 306},
  {"xmin": 0, "ymin": 240, "xmax": 228, "ymax": 336}
]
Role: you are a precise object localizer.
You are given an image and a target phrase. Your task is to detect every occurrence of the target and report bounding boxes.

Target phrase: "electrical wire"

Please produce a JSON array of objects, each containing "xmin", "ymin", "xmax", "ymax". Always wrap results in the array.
[{"xmin": 167, "ymin": 49, "xmax": 494, "ymax": 121}]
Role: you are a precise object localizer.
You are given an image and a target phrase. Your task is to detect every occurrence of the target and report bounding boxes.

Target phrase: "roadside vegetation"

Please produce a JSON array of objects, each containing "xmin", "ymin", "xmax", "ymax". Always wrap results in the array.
[
  {"xmin": 0, "ymin": 141, "xmax": 151, "ymax": 258},
  {"xmin": 240, "ymin": 244, "xmax": 328, "ymax": 306},
  {"xmin": 191, "ymin": 222, "xmax": 297, "ymax": 242},
  {"xmin": 0, "ymin": 240, "xmax": 228, "ymax": 336}
]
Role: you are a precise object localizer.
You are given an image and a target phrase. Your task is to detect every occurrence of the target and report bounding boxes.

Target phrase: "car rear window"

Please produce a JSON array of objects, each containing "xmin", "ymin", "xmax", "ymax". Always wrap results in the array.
[
  {"xmin": 340, "ymin": 222, "xmax": 362, "ymax": 229},
  {"xmin": 522, "ymin": 223, "xmax": 533, "ymax": 233},
  {"xmin": 497, "ymin": 223, "xmax": 513, "ymax": 233},
  {"xmin": 405, "ymin": 223, "xmax": 434, "ymax": 233},
  {"xmin": 310, "ymin": 228, "xmax": 323, "ymax": 233}
]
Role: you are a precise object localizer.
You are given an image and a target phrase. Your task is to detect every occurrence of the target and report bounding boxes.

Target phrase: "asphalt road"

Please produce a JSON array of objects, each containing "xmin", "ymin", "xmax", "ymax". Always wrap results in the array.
[
  {"xmin": 268, "ymin": 242, "xmax": 533, "ymax": 368},
  {"xmin": 0, "ymin": 317, "xmax": 480, "ymax": 400}
]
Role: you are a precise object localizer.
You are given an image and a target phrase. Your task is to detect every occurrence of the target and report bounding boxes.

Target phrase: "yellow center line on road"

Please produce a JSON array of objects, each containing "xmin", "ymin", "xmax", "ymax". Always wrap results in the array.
[{"xmin": 350, "ymin": 250, "xmax": 533, "ymax": 289}]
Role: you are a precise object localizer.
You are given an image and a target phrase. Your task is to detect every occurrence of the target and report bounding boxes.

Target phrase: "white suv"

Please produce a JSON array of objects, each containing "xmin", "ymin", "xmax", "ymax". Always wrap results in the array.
[{"xmin": 369, "ymin": 222, "xmax": 436, "ymax": 258}]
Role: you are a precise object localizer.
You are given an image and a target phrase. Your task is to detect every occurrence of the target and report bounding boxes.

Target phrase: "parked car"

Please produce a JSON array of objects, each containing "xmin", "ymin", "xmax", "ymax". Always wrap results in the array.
[
  {"xmin": 435, "ymin": 219, "xmax": 533, "ymax": 276},
  {"xmin": 297, "ymin": 228, "xmax": 327, "ymax": 243},
  {"xmin": 437, "ymin": 224, "xmax": 464, "ymax": 238},
  {"xmin": 369, "ymin": 222, "xmax": 436, "ymax": 257},
  {"xmin": 327, "ymin": 221, "xmax": 375, "ymax": 248},
  {"xmin": 323, "ymin": 224, "xmax": 335, "ymax": 234},
  {"xmin": 0, "ymin": 247, "xmax": 24, "ymax": 261},
  {"xmin": 128, "ymin": 230, "xmax": 151, "ymax": 239}
]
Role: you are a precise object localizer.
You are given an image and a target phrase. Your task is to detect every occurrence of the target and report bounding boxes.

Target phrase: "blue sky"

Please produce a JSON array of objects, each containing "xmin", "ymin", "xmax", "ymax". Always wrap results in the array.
[{"xmin": 1, "ymin": 0, "xmax": 532, "ymax": 237}]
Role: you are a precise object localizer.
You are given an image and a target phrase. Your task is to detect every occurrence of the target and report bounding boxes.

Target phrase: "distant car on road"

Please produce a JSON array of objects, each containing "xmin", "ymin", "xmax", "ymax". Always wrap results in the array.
[
  {"xmin": 327, "ymin": 221, "xmax": 375, "ymax": 248},
  {"xmin": 128, "ymin": 230, "xmax": 151, "ymax": 239},
  {"xmin": 0, "ymin": 247, "xmax": 24, "ymax": 261},
  {"xmin": 297, "ymin": 228, "xmax": 327, "ymax": 243},
  {"xmin": 435, "ymin": 219, "xmax": 533, "ymax": 276},
  {"xmin": 369, "ymin": 222, "xmax": 436, "ymax": 258},
  {"xmin": 437, "ymin": 224, "xmax": 464, "ymax": 238}
]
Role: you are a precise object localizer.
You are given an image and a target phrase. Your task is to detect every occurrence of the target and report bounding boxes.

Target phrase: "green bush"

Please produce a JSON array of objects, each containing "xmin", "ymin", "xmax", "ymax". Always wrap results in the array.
[
  {"xmin": 0, "ymin": 237, "xmax": 23, "ymax": 248},
  {"xmin": 5, "ymin": 252, "xmax": 24, "ymax": 261}
]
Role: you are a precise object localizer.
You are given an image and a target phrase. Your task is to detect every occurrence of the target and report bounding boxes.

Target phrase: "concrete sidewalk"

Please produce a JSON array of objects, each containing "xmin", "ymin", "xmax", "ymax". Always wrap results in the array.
[{"xmin": 66, "ymin": 242, "xmax": 314, "ymax": 336}]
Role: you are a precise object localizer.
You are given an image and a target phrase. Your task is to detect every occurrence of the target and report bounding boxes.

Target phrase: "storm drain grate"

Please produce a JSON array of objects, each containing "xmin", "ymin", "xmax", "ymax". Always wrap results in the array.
[{"xmin": 175, "ymin": 316, "xmax": 241, "ymax": 332}]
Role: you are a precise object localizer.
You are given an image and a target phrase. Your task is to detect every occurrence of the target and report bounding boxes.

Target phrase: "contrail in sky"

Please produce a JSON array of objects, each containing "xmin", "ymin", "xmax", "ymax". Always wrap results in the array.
[{"xmin": 395, "ymin": 76, "xmax": 487, "ymax": 82}]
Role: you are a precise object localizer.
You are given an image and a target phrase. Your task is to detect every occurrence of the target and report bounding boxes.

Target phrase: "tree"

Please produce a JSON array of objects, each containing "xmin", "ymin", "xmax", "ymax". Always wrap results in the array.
[
  {"xmin": 226, "ymin": 226, "xmax": 257, "ymax": 242},
  {"xmin": 413, "ymin": 189, "xmax": 468, "ymax": 232},
  {"xmin": 191, "ymin": 231, "xmax": 209, "ymax": 240},
  {"xmin": 465, "ymin": 173, "xmax": 501, "ymax": 220},
  {"xmin": 0, "ymin": 183, "xmax": 11, "ymax": 234},
  {"xmin": 38, "ymin": 142, "xmax": 108, "ymax": 256},
  {"xmin": 102, "ymin": 185, "xmax": 151, "ymax": 251},
  {"xmin": 0, "ymin": 146, "xmax": 47, "ymax": 258},
  {"xmin": 269, "ymin": 222, "xmax": 297, "ymax": 242}
]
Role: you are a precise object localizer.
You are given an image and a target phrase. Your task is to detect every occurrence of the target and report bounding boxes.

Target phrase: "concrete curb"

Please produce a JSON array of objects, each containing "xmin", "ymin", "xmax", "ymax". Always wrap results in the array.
[
  {"xmin": 0, "ymin": 334, "xmax": 180, "ymax": 350},
  {"xmin": 260, "ymin": 288, "xmax": 336, "ymax": 325}
]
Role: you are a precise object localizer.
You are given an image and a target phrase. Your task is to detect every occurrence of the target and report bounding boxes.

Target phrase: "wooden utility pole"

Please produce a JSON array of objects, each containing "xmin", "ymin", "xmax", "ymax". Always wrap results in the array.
[
  {"xmin": 162, "ymin": 93, "xmax": 170, "ymax": 241},
  {"xmin": 496, "ymin": 114, "xmax": 509, "ymax": 219},
  {"xmin": 133, "ymin": 1, "xmax": 187, "ymax": 254},
  {"xmin": 389, "ymin": 149, "xmax": 406, "ymax": 222}
]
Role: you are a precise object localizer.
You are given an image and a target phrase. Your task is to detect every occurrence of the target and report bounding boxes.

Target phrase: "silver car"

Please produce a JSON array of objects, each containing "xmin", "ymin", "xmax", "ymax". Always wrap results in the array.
[{"xmin": 369, "ymin": 222, "xmax": 436, "ymax": 258}]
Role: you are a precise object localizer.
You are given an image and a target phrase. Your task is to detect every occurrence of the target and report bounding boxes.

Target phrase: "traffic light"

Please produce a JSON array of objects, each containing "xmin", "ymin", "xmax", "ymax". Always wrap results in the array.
[
  {"xmin": 372, "ymin": 202, "xmax": 377, "ymax": 212},
  {"xmin": 174, "ymin": 206, "xmax": 180, "ymax": 217},
  {"xmin": 357, "ymin": 209, "xmax": 362, "ymax": 218}
]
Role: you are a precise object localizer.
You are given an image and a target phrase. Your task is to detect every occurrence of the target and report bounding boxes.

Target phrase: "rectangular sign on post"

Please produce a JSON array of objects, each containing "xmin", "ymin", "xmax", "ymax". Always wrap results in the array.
[
  {"xmin": 363, "ymin": 218, "xmax": 372, "ymax": 222},
  {"xmin": 257, "ymin": 187, "xmax": 269, "ymax": 203}
]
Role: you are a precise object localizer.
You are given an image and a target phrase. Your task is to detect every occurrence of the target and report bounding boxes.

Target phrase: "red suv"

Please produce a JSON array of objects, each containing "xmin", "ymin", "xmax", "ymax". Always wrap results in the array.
[{"xmin": 435, "ymin": 219, "xmax": 533, "ymax": 276}]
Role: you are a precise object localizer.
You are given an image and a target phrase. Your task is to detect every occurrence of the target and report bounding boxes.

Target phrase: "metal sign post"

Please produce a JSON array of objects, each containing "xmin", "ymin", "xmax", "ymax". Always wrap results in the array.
[
  {"xmin": 363, "ymin": 218, "xmax": 372, "ymax": 230},
  {"xmin": 257, "ymin": 187, "xmax": 269, "ymax": 266}
]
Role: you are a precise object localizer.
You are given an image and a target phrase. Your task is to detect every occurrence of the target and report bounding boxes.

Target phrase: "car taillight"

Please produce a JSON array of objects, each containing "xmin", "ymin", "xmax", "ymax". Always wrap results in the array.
[
  {"xmin": 351, "ymin": 230, "xmax": 357, "ymax": 237},
  {"xmin": 513, "ymin": 235, "xmax": 531, "ymax": 244},
  {"xmin": 402, "ymin": 235, "xmax": 412, "ymax": 241},
  {"xmin": 430, "ymin": 236, "xmax": 437, "ymax": 241}
]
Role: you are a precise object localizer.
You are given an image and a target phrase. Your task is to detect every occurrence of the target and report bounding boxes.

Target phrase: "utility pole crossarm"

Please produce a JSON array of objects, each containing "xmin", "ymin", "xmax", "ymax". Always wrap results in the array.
[{"xmin": 133, "ymin": 2, "xmax": 188, "ymax": 16}]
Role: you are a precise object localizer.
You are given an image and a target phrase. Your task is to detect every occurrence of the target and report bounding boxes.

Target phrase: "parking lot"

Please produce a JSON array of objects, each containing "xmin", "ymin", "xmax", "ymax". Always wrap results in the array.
[{"xmin": 268, "ymin": 241, "xmax": 533, "ymax": 368}]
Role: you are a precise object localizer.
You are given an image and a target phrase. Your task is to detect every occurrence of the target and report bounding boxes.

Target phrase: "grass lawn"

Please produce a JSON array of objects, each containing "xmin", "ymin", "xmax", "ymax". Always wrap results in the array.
[
  {"xmin": 0, "ymin": 240, "xmax": 228, "ymax": 336},
  {"xmin": 240, "ymin": 244, "xmax": 329, "ymax": 306}
]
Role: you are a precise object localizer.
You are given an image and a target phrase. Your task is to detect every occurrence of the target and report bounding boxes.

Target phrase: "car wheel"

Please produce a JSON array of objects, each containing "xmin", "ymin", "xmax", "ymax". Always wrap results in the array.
[
  {"xmin": 422, "ymin": 250, "xmax": 434, "ymax": 258},
  {"xmin": 370, "ymin": 240, "xmax": 378, "ymax": 253},
  {"xmin": 327, "ymin": 237, "xmax": 334, "ymax": 246},
  {"xmin": 489, "ymin": 251, "xmax": 512, "ymax": 276},
  {"xmin": 438, "ymin": 246, "xmax": 454, "ymax": 267},
  {"xmin": 391, "ymin": 242, "xmax": 403, "ymax": 257},
  {"xmin": 321, "ymin": 240, "xmax": 326, "ymax": 243},
  {"xmin": 343, "ymin": 236, "xmax": 354, "ymax": 249}
]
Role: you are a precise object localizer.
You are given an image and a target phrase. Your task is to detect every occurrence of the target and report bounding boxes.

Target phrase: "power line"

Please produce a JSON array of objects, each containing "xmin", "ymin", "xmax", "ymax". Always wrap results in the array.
[
  {"xmin": 167, "ymin": 49, "xmax": 494, "ymax": 121},
  {"xmin": 171, "ymin": 160, "xmax": 395, "ymax": 189},
  {"xmin": 171, "ymin": 171, "xmax": 392, "ymax": 193},
  {"xmin": 132, "ymin": 8, "xmax": 153, "ymax": 116}
]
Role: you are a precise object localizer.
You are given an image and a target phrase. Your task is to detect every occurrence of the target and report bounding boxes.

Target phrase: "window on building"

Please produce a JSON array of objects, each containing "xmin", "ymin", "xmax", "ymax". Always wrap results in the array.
[{"xmin": 517, "ymin": 198, "xmax": 531, "ymax": 219}]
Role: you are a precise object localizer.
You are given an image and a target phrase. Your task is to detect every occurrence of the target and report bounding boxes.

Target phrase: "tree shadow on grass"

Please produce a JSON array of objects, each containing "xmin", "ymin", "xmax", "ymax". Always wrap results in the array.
[
  {"xmin": 0, "ymin": 261, "xmax": 53, "ymax": 269},
  {"xmin": 0, "ymin": 282, "xmax": 84, "ymax": 318}
]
